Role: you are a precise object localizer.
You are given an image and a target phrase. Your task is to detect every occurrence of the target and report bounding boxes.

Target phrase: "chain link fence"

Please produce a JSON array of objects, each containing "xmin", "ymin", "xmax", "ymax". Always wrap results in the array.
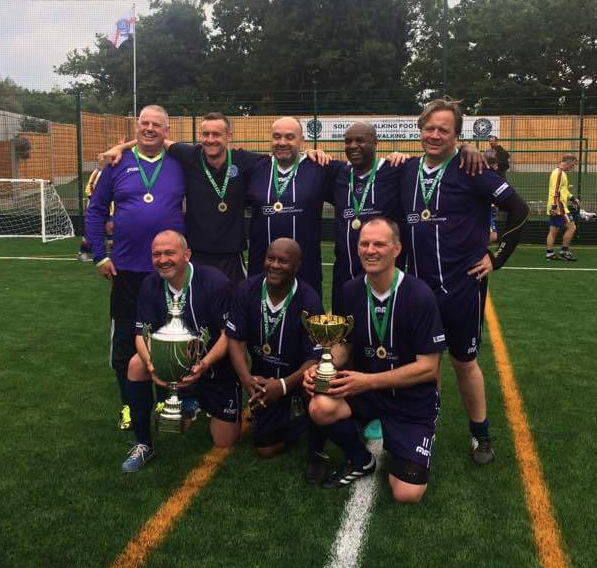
[{"xmin": 1, "ymin": 90, "xmax": 596, "ymax": 243}]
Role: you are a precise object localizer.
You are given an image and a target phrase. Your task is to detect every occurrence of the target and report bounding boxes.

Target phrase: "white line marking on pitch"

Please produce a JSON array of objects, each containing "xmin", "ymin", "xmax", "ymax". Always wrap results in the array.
[
  {"xmin": 324, "ymin": 439, "xmax": 384, "ymax": 568},
  {"xmin": 321, "ymin": 262, "xmax": 597, "ymax": 272},
  {"xmin": 0, "ymin": 256, "xmax": 77, "ymax": 261}
]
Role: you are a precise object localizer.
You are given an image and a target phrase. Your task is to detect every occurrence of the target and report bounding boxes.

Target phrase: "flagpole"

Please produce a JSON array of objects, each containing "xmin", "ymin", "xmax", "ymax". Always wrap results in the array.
[{"xmin": 133, "ymin": 2, "xmax": 137, "ymax": 118}]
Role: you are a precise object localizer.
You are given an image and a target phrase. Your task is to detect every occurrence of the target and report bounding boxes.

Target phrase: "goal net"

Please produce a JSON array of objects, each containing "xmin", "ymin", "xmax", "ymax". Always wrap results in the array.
[{"xmin": 0, "ymin": 179, "xmax": 75, "ymax": 242}]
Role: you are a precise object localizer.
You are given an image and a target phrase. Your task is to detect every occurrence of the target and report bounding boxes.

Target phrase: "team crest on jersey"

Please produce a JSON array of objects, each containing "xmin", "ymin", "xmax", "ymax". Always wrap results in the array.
[
  {"xmin": 472, "ymin": 118, "xmax": 493, "ymax": 138},
  {"xmin": 229, "ymin": 164, "xmax": 239, "ymax": 178}
]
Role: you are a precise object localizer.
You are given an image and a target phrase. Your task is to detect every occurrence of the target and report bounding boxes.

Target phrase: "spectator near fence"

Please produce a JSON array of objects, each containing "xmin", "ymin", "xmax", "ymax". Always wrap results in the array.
[
  {"xmin": 484, "ymin": 136, "xmax": 510, "ymax": 178},
  {"xmin": 545, "ymin": 153, "xmax": 580, "ymax": 261}
]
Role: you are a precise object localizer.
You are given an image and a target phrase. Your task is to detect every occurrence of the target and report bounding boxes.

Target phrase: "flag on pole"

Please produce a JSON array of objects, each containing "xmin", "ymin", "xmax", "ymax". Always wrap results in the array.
[{"xmin": 110, "ymin": 9, "xmax": 135, "ymax": 48}]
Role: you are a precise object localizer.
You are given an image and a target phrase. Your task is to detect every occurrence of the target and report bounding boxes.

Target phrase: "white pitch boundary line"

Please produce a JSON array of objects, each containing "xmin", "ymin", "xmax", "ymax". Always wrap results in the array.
[
  {"xmin": 321, "ymin": 262, "xmax": 597, "ymax": 272},
  {"xmin": 324, "ymin": 439, "xmax": 384, "ymax": 568},
  {"xmin": 0, "ymin": 256, "xmax": 78, "ymax": 261}
]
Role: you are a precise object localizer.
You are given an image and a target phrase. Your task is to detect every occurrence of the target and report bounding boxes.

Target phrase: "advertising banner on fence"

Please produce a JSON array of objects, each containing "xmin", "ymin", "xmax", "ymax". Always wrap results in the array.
[{"xmin": 300, "ymin": 116, "xmax": 500, "ymax": 141}]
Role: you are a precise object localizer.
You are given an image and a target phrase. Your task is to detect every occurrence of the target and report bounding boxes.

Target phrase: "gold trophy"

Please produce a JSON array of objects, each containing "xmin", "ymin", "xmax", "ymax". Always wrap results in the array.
[
  {"xmin": 301, "ymin": 311, "xmax": 354, "ymax": 393},
  {"xmin": 143, "ymin": 297, "xmax": 209, "ymax": 433}
]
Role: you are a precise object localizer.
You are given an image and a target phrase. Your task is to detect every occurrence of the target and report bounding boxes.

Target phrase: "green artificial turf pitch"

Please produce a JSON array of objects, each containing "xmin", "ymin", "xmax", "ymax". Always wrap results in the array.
[{"xmin": 0, "ymin": 239, "xmax": 595, "ymax": 567}]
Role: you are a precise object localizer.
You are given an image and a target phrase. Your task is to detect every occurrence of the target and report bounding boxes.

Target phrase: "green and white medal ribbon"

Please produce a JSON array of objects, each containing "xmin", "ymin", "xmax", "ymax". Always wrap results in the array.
[
  {"xmin": 260, "ymin": 278, "xmax": 295, "ymax": 355},
  {"xmin": 366, "ymin": 268, "xmax": 400, "ymax": 359},
  {"xmin": 417, "ymin": 151, "xmax": 457, "ymax": 220},
  {"xmin": 132, "ymin": 146, "xmax": 164, "ymax": 204},
  {"xmin": 201, "ymin": 149, "xmax": 232, "ymax": 212},
  {"xmin": 164, "ymin": 265, "xmax": 191, "ymax": 313},
  {"xmin": 349, "ymin": 158, "xmax": 379, "ymax": 230},
  {"xmin": 272, "ymin": 158, "xmax": 300, "ymax": 212}
]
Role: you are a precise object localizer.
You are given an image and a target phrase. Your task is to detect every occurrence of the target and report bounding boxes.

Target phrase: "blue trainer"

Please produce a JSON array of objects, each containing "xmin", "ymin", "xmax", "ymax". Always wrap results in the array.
[
  {"xmin": 122, "ymin": 443, "xmax": 154, "ymax": 473},
  {"xmin": 364, "ymin": 419, "xmax": 383, "ymax": 440},
  {"xmin": 182, "ymin": 398, "xmax": 201, "ymax": 421}
]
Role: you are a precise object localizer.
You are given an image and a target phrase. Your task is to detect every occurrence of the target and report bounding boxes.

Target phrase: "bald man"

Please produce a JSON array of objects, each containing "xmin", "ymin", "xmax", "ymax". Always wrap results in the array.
[
  {"xmin": 122, "ymin": 230, "xmax": 240, "ymax": 472},
  {"xmin": 226, "ymin": 238, "xmax": 328, "ymax": 479},
  {"xmin": 246, "ymin": 117, "xmax": 342, "ymax": 297}
]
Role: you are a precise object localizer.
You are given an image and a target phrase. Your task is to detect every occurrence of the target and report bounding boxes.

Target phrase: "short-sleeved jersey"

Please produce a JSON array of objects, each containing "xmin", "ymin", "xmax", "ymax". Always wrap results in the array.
[
  {"xmin": 168, "ymin": 143, "xmax": 265, "ymax": 254},
  {"xmin": 330, "ymin": 159, "xmax": 403, "ymax": 285},
  {"xmin": 225, "ymin": 275, "xmax": 324, "ymax": 380},
  {"xmin": 136, "ymin": 262, "xmax": 234, "ymax": 380},
  {"xmin": 246, "ymin": 156, "xmax": 340, "ymax": 295},
  {"xmin": 397, "ymin": 154, "xmax": 514, "ymax": 292},
  {"xmin": 85, "ymin": 150, "xmax": 185, "ymax": 271},
  {"xmin": 339, "ymin": 272, "xmax": 445, "ymax": 421},
  {"xmin": 547, "ymin": 167, "xmax": 573, "ymax": 215}
]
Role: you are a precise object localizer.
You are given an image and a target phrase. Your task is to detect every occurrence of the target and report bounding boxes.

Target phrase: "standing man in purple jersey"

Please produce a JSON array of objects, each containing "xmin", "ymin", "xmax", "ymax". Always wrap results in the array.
[
  {"xmin": 226, "ymin": 238, "xmax": 329, "ymax": 481},
  {"xmin": 86, "ymin": 105, "xmax": 186, "ymax": 430},
  {"xmin": 304, "ymin": 218, "xmax": 445, "ymax": 502},
  {"xmin": 246, "ymin": 117, "xmax": 341, "ymax": 296},
  {"xmin": 329, "ymin": 123, "xmax": 486, "ymax": 313},
  {"xmin": 397, "ymin": 99, "xmax": 529, "ymax": 464}
]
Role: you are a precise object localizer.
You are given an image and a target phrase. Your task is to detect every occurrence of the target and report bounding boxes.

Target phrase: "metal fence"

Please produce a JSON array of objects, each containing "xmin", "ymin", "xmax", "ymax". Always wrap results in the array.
[{"xmin": 1, "ymin": 90, "xmax": 597, "ymax": 244}]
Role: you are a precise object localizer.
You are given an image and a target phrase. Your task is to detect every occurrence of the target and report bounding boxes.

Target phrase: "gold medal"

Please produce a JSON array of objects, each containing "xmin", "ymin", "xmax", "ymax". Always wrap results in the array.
[
  {"xmin": 262, "ymin": 343, "xmax": 272, "ymax": 355},
  {"xmin": 421, "ymin": 208, "xmax": 431, "ymax": 221},
  {"xmin": 218, "ymin": 201, "xmax": 228, "ymax": 213},
  {"xmin": 143, "ymin": 193, "xmax": 154, "ymax": 203},
  {"xmin": 273, "ymin": 201, "xmax": 284, "ymax": 212},
  {"xmin": 376, "ymin": 346, "xmax": 387, "ymax": 359},
  {"xmin": 351, "ymin": 218, "xmax": 362, "ymax": 230}
]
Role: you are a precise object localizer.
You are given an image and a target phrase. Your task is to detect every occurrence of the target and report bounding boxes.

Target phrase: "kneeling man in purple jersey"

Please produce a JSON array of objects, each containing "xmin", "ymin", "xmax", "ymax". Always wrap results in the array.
[{"xmin": 305, "ymin": 218, "xmax": 445, "ymax": 503}]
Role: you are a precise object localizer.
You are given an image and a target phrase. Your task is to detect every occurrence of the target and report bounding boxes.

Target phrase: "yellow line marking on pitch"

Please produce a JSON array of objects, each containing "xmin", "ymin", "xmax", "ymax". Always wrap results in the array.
[
  {"xmin": 110, "ymin": 411, "xmax": 250, "ymax": 568},
  {"xmin": 486, "ymin": 293, "xmax": 569, "ymax": 568}
]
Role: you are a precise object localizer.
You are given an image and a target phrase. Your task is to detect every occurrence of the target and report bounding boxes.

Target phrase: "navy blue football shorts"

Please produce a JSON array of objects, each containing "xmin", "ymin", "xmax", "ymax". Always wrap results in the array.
[
  {"xmin": 183, "ymin": 372, "xmax": 242, "ymax": 424},
  {"xmin": 436, "ymin": 276, "xmax": 488, "ymax": 363},
  {"xmin": 347, "ymin": 388, "xmax": 440, "ymax": 483},
  {"xmin": 549, "ymin": 213, "xmax": 573, "ymax": 227},
  {"xmin": 251, "ymin": 386, "xmax": 305, "ymax": 447}
]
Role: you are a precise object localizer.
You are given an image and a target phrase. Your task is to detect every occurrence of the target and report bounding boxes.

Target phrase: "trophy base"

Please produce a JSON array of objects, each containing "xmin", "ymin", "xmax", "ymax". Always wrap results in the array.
[
  {"xmin": 313, "ymin": 377, "xmax": 332, "ymax": 394},
  {"xmin": 155, "ymin": 414, "xmax": 194, "ymax": 434}
]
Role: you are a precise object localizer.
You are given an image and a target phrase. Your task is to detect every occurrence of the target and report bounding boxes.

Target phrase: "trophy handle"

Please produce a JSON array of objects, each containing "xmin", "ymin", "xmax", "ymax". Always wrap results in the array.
[
  {"xmin": 345, "ymin": 315, "xmax": 354, "ymax": 338},
  {"xmin": 301, "ymin": 310, "xmax": 315, "ymax": 344},
  {"xmin": 142, "ymin": 324, "xmax": 151, "ymax": 350}
]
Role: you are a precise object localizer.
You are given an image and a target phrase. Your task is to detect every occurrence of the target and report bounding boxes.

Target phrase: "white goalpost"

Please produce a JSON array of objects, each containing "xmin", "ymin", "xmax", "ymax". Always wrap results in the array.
[{"xmin": 0, "ymin": 178, "xmax": 75, "ymax": 242}]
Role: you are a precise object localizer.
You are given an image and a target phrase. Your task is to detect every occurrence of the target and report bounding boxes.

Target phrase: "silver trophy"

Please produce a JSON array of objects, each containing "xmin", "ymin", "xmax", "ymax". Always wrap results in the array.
[{"xmin": 143, "ymin": 297, "xmax": 208, "ymax": 433}]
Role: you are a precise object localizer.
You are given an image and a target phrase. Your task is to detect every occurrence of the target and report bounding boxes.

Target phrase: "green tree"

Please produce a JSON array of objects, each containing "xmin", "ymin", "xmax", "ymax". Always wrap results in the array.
[
  {"xmin": 405, "ymin": 0, "xmax": 597, "ymax": 114},
  {"xmin": 56, "ymin": 0, "xmax": 210, "ymax": 114}
]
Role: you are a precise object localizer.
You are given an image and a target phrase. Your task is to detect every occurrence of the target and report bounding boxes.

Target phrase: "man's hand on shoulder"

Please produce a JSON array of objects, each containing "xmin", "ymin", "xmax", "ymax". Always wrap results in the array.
[
  {"xmin": 305, "ymin": 149, "xmax": 331, "ymax": 166},
  {"xmin": 98, "ymin": 139, "xmax": 136, "ymax": 167},
  {"xmin": 385, "ymin": 152, "xmax": 411, "ymax": 167},
  {"xmin": 459, "ymin": 142, "xmax": 488, "ymax": 176}
]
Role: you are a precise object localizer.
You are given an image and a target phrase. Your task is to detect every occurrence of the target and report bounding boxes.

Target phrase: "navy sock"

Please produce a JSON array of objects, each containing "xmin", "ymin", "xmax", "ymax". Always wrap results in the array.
[
  {"xmin": 321, "ymin": 419, "xmax": 371, "ymax": 468},
  {"xmin": 128, "ymin": 380, "xmax": 154, "ymax": 448},
  {"xmin": 546, "ymin": 248, "xmax": 554, "ymax": 255},
  {"xmin": 470, "ymin": 418, "xmax": 490, "ymax": 439},
  {"xmin": 115, "ymin": 368, "xmax": 131, "ymax": 406},
  {"xmin": 306, "ymin": 418, "xmax": 327, "ymax": 457}
]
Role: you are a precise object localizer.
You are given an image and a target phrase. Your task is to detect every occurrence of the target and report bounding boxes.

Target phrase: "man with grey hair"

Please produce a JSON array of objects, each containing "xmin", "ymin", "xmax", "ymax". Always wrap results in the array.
[{"xmin": 86, "ymin": 105, "xmax": 186, "ymax": 430}]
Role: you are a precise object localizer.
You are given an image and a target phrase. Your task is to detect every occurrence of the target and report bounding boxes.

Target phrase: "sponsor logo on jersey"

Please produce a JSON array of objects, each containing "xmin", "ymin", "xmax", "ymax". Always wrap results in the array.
[
  {"xmin": 343, "ymin": 207, "xmax": 356, "ymax": 219},
  {"xmin": 493, "ymin": 182, "xmax": 509, "ymax": 198},
  {"xmin": 407, "ymin": 213, "xmax": 420, "ymax": 224},
  {"xmin": 364, "ymin": 347, "xmax": 376, "ymax": 357},
  {"xmin": 433, "ymin": 334, "xmax": 445, "ymax": 343}
]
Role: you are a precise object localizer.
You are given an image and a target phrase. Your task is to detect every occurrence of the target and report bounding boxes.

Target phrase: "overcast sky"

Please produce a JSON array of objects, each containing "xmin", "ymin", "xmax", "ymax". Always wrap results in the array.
[{"xmin": 0, "ymin": 0, "xmax": 154, "ymax": 91}]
